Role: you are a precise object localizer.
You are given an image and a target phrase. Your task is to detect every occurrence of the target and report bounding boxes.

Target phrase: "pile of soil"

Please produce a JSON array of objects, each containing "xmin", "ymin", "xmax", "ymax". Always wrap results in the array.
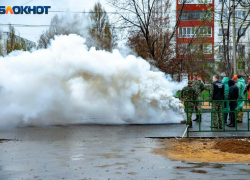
[
  {"xmin": 214, "ymin": 139, "xmax": 250, "ymax": 154},
  {"xmin": 153, "ymin": 138, "xmax": 250, "ymax": 163}
]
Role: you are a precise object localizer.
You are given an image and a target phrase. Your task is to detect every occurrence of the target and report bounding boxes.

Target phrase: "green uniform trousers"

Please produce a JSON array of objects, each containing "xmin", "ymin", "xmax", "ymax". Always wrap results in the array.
[
  {"xmin": 185, "ymin": 103, "xmax": 195, "ymax": 127},
  {"xmin": 212, "ymin": 102, "xmax": 223, "ymax": 127},
  {"xmin": 194, "ymin": 94, "xmax": 202, "ymax": 116}
]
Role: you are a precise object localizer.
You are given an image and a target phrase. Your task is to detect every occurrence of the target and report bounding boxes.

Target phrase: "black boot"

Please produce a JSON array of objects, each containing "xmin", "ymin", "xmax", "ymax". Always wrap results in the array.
[
  {"xmin": 189, "ymin": 123, "xmax": 192, "ymax": 128},
  {"xmin": 193, "ymin": 115, "xmax": 199, "ymax": 121}
]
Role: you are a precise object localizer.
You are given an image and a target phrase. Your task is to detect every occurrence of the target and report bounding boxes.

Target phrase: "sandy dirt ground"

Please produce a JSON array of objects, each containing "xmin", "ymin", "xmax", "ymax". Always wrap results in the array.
[{"xmin": 153, "ymin": 138, "xmax": 250, "ymax": 163}]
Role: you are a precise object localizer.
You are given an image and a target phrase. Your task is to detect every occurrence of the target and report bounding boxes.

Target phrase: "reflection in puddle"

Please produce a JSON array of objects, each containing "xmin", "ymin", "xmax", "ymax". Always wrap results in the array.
[
  {"xmin": 90, "ymin": 153, "xmax": 126, "ymax": 159},
  {"xmin": 95, "ymin": 162, "xmax": 128, "ymax": 168},
  {"xmin": 191, "ymin": 169, "xmax": 207, "ymax": 174},
  {"xmin": 213, "ymin": 164, "xmax": 224, "ymax": 169},
  {"xmin": 175, "ymin": 166, "xmax": 192, "ymax": 169},
  {"xmin": 71, "ymin": 154, "xmax": 84, "ymax": 161}
]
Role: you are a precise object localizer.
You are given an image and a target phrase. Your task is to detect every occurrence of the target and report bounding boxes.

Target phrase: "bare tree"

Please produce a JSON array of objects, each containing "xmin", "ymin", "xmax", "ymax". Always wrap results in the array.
[
  {"xmin": 108, "ymin": 0, "xmax": 215, "ymax": 81},
  {"xmin": 216, "ymin": 0, "xmax": 250, "ymax": 77},
  {"xmin": 108, "ymin": 0, "xmax": 186, "ymax": 74}
]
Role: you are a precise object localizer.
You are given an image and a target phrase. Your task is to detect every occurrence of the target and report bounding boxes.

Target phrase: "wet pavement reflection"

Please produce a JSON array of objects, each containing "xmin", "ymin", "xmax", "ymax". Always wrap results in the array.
[{"xmin": 0, "ymin": 124, "xmax": 250, "ymax": 179}]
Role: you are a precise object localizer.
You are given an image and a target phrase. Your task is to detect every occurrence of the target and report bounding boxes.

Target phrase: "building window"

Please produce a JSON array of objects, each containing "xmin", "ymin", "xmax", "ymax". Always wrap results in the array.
[
  {"xmin": 218, "ymin": 28, "xmax": 245, "ymax": 36},
  {"xmin": 219, "ymin": 0, "xmax": 227, "ymax": 2},
  {"xmin": 219, "ymin": 45, "xmax": 229, "ymax": 53},
  {"xmin": 203, "ymin": 43, "xmax": 212, "ymax": 54},
  {"xmin": 235, "ymin": 11, "xmax": 246, "ymax": 19},
  {"xmin": 218, "ymin": 11, "xmax": 228, "ymax": 20},
  {"xmin": 219, "ymin": 45, "xmax": 240, "ymax": 58},
  {"xmin": 218, "ymin": 28, "xmax": 227, "ymax": 36},
  {"xmin": 179, "ymin": 11, "xmax": 212, "ymax": 21},
  {"xmin": 237, "ymin": 45, "xmax": 245, "ymax": 54},
  {"xmin": 178, "ymin": 44, "xmax": 189, "ymax": 53},
  {"xmin": 235, "ymin": 28, "xmax": 246, "ymax": 36},
  {"xmin": 234, "ymin": 0, "xmax": 246, "ymax": 3},
  {"xmin": 178, "ymin": 27, "xmax": 212, "ymax": 38},
  {"xmin": 178, "ymin": 43, "xmax": 202, "ymax": 54},
  {"xmin": 178, "ymin": 0, "xmax": 212, "ymax": 4}
]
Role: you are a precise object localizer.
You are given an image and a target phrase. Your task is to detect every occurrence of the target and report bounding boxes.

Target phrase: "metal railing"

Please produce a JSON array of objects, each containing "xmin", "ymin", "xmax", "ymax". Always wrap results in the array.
[
  {"xmin": 176, "ymin": 88, "xmax": 249, "ymax": 105},
  {"xmin": 185, "ymin": 99, "xmax": 250, "ymax": 137}
]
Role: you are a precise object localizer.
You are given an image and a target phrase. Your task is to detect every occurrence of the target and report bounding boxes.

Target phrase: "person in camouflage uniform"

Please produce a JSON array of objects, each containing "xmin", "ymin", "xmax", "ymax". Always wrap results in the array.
[
  {"xmin": 192, "ymin": 72, "xmax": 205, "ymax": 121},
  {"xmin": 181, "ymin": 80, "xmax": 196, "ymax": 128},
  {"xmin": 210, "ymin": 75, "xmax": 225, "ymax": 129}
]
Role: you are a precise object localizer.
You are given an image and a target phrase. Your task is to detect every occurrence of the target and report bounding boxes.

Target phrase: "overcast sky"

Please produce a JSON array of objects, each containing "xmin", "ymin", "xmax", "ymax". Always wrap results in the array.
[{"xmin": 0, "ymin": 0, "xmax": 108, "ymax": 43}]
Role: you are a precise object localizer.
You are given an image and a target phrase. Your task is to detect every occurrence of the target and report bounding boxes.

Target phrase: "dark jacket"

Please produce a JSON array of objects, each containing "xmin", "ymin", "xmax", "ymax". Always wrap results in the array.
[
  {"xmin": 244, "ymin": 84, "xmax": 250, "ymax": 94},
  {"xmin": 228, "ymin": 79, "xmax": 239, "ymax": 100},
  {"xmin": 211, "ymin": 80, "xmax": 225, "ymax": 100}
]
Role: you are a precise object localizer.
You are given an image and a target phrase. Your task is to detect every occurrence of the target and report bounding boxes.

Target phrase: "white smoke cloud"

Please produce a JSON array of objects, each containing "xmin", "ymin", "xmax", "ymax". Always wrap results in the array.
[{"xmin": 0, "ymin": 34, "xmax": 185, "ymax": 127}]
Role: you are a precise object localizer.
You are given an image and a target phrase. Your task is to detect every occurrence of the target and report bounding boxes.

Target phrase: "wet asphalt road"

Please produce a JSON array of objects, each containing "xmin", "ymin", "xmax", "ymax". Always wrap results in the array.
[{"xmin": 0, "ymin": 124, "xmax": 250, "ymax": 179}]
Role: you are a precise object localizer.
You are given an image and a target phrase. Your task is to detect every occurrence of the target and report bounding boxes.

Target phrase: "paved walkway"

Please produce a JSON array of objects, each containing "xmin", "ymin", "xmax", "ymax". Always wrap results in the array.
[{"xmin": 1, "ymin": 124, "xmax": 250, "ymax": 179}]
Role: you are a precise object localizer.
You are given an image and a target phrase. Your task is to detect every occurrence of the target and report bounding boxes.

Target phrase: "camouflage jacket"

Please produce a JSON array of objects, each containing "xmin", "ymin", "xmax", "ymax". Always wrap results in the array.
[
  {"xmin": 192, "ymin": 79, "xmax": 205, "ymax": 95},
  {"xmin": 181, "ymin": 86, "xmax": 196, "ymax": 102}
]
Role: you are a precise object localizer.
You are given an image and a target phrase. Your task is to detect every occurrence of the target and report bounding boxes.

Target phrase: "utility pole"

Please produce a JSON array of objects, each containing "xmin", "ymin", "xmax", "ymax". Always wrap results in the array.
[{"xmin": 232, "ymin": 0, "xmax": 237, "ymax": 75}]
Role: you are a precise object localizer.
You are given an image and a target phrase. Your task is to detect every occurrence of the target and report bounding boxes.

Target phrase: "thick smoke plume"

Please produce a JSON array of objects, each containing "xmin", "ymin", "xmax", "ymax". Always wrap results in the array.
[{"xmin": 0, "ymin": 35, "xmax": 185, "ymax": 127}]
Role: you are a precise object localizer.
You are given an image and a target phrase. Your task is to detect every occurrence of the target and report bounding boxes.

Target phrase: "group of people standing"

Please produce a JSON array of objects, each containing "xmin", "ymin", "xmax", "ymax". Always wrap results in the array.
[{"xmin": 181, "ymin": 73, "xmax": 250, "ymax": 129}]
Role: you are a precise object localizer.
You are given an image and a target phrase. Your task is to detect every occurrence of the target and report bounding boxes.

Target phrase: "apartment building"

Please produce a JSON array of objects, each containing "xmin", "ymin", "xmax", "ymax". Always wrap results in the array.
[
  {"xmin": 176, "ymin": 0, "xmax": 214, "ymax": 62},
  {"xmin": 214, "ymin": 0, "xmax": 250, "ymax": 73},
  {"xmin": 170, "ymin": 0, "xmax": 250, "ymax": 76}
]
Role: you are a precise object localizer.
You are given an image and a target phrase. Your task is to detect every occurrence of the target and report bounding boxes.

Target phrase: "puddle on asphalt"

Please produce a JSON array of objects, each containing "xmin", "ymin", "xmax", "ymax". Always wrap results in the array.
[
  {"xmin": 71, "ymin": 154, "xmax": 85, "ymax": 161},
  {"xmin": 213, "ymin": 164, "xmax": 224, "ymax": 169},
  {"xmin": 239, "ymin": 169, "xmax": 250, "ymax": 174},
  {"xmin": 89, "ymin": 153, "xmax": 126, "ymax": 159},
  {"xmin": 186, "ymin": 162, "xmax": 210, "ymax": 168},
  {"xmin": 191, "ymin": 169, "xmax": 207, "ymax": 174},
  {"xmin": 95, "ymin": 162, "xmax": 128, "ymax": 168},
  {"xmin": 175, "ymin": 166, "xmax": 192, "ymax": 169}
]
